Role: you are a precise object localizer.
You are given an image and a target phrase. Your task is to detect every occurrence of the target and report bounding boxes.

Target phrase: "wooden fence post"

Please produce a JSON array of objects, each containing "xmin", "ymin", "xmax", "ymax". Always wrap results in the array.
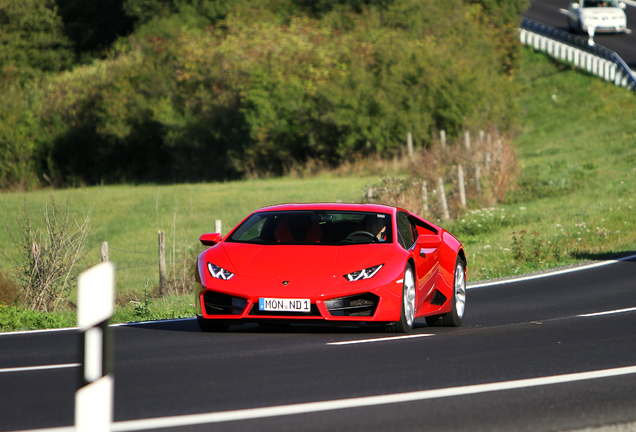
[
  {"xmin": 458, "ymin": 165, "xmax": 467, "ymax": 207},
  {"xmin": 407, "ymin": 132, "xmax": 414, "ymax": 160},
  {"xmin": 32, "ymin": 244, "xmax": 40, "ymax": 276},
  {"xmin": 100, "ymin": 242, "xmax": 109, "ymax": 262},
  {"xmin": 158, "ymin": 230, "xmax": 167, "ymax": 296},
  {"xmin": 367, "ymin": 188, "xmax": 374, "ymax": 203},
  {"xmin": 464, "ymin": 131, "xmax": 471, "ymax": 151},
  {"xmin": 421, "ymin": 181, "xmax": 429, "ymax": 215},
  {"xmin": 437, "ymin": 178, "xmax": 450, "ymax": 222},
  {"xmin": 440, "ymin": 130, "xmax": 446, "ymax": 152},
  {"xmin": 475, "ymin": 165, "xmax": 481, "ymax": 194},
  {"xmin": 214, "ymin": 220, "xmax": 222, "ymax": 234}
]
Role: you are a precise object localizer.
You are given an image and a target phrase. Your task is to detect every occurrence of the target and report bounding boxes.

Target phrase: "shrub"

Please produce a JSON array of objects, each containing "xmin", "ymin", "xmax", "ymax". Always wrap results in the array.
[
  {"xmin": 0, "ymin": 268, "xmax": 20, "ymax": 306},
  {"xmin": 4, "ymin": 196, "xmax": 93, "ymax": 312},
  {"xmin": 369, "ymin": 128, "xmax": 519, "ymax": 221}
]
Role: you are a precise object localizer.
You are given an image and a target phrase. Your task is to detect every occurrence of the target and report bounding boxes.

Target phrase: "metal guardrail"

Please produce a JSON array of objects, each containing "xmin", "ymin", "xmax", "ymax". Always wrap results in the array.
[{"xmin": 520, "ymin": 17, "xmax": 636, "ymax": 92}]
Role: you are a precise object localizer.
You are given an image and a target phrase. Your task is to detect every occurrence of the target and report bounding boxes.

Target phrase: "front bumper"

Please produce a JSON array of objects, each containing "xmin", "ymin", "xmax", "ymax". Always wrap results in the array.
[{"xmin": 195, "ymin": 273, "xmax": 403, "ymax": 323}]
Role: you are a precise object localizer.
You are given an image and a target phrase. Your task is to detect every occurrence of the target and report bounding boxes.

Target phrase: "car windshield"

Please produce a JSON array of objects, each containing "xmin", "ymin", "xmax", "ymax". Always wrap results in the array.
[
  {"xmin": 228, "ymin": 211, "xmax": 393, "ymax": 245},
  {"xmin": 583, "ymin": 0, "xmax": 618, "ymax": 7}
]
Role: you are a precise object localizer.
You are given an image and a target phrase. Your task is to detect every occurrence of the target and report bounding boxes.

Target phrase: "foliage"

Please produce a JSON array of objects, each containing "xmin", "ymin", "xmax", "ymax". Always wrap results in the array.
[
  {"xmin": 0, "ymin": 267, "xmax": 20, "ymax": 306},
  {"xmin": 0, "ymin": 0, "xmax": 75, "ymax": 85},
  {"xmin": 0, "ymin": 304, "xmax": 76, "ymax": 331},
  {"xmin": 113, "ymin": 291, "xmax": 196, "ymax": 323},
  {"xmin": 55, "ymin": 0, "xmax": 136, "ymax": 61},
  {"xmin": 0, "ymin": 0, "xmax": 520, "ymax": 189},
  {"xmin": 369, "ymin": 129, "xmax": 519, "ymax": 222},
  {"xmin": 4, "ymin": 196, "xmax": 93, "ymax": 312},
  {"xmin": 466, "ymin": 0, "xmax": 529, "ymax": 74}
]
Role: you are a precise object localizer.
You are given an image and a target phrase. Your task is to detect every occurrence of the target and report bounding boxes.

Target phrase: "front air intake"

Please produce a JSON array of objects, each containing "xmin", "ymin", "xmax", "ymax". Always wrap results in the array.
[
  {"xmin": 325, "ymin": 293, "xmax": 379, "ymax": 317},
  {"xmin": 248, "ymin": 303, "xmax": 321, "ymax": 317},
  {"xmin": 203, "ymin": 291, "xmax": 247, "ymax": 315}
]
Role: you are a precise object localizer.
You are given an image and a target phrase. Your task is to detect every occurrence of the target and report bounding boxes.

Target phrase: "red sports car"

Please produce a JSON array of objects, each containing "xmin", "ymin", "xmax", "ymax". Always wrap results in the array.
[{"xmin": 195, "ymin": 203, "xmax": 466, "ymax": 332}]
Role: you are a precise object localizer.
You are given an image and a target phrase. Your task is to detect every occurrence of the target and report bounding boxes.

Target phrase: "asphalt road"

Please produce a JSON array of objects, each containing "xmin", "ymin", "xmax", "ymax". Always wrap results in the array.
[
  {"xmin": 2, "ymin": 255, "xmax": 636, "ymax": 432},
  {"xmin": 525, "ymin": 0, "xmax": 636, "ymax": 68}
]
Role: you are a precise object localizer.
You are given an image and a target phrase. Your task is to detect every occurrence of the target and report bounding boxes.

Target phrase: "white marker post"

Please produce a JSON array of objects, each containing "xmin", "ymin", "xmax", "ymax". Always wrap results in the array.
[{"xmin": 75, "ymin": 262, "xmax": 115, "ymax": 432}]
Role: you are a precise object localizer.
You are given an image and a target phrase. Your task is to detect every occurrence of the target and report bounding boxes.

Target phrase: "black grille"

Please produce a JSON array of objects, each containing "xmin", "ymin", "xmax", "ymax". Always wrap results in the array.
[
  {"xmin": 248, "ymin": 303, "xmax": 321, "ymax": 317},
  {"xmin": 430, "ymin": 290, "xmax": 447, "ymax": 306},
  {"xmin": 203, "ymin": 291, "xmax": 247, "ymax": 315},
  {"xmin": 325, "ymin": 293, "xmax": 379, "ymax": 317}
]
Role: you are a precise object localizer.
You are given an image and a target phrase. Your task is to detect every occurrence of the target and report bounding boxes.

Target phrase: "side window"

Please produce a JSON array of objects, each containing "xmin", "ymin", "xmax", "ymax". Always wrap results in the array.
[
  {"xmin": 396, "ymin": 212, "xmax": 415, "ymax": 250},
  {"xmin": 408, "ymin": 216, "xmax": 418, "ymax": 243}
]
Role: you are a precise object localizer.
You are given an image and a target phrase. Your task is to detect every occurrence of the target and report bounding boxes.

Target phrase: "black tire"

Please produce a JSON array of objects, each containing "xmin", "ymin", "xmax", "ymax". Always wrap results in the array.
[
  {"xmin": 386, "ymin": 263, "xmax": 416, "ymax": 333},
  {"xmin": 197, "ymin": 316, "xmax": 229, "ymax": 332},
  {"xmin": 425, "ymin": 256, "xmax": 466, "ymax": 327}
]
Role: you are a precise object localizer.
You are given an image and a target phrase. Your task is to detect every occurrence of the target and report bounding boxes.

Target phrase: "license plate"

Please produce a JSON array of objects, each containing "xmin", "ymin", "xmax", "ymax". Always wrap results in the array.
[{"xmin": 259, "ymin": 298, "xmax": 311, "ymax": 312}]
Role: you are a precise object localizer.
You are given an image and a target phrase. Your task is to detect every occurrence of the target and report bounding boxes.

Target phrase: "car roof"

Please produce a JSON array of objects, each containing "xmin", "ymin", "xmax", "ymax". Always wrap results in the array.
[{"xmin": 255, "ymin": 202, "xmax": 401, "ymax": 214}]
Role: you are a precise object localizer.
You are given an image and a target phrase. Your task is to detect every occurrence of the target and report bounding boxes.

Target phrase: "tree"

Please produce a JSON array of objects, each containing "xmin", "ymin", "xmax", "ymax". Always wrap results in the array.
[{"xmin": 0, "ymin": 0, "xmax": 75, "ymax": 84}]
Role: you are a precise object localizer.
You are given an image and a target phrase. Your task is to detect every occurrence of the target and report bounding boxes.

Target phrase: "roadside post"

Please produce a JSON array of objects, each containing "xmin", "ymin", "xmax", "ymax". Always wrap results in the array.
[{"xmin": 75, "ymin": 262, "xmax": 115, "ymax": 432}]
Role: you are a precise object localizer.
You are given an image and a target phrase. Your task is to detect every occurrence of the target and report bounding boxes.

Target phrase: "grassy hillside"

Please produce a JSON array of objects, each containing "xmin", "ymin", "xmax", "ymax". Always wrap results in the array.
[
  {"xmin": 448, "ymin": 48, "xmax": 636, "ymax": 281},
  {"xmin": 0, "ymin": 175, "xmax": 377, "ymax": 299},
  {"xmin": 1, "ymin": 46, "xmax": 636, "ymax": 330}
]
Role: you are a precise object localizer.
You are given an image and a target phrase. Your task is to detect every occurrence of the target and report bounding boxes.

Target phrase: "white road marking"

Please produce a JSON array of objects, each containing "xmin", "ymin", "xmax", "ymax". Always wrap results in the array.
[
  {"xmin": 467, "ymin": 253, "xmax": 636, "ymax": 289},
  {"xmin": 0, "ymin": 363, "xmax": 79, "ymax": 374},
  {"xmin": 577, "ymin": 307, "xmax": 636, "ymax": 317},
  {"xmin": 327, "ymin": 334, "xmax": 433, "ymax": 346},
  {"xmin": 0, "ymin": 317, "xmax": 197, "ymax": 337},
  {"xmin": 16, "ymin": 365, "xmax": 636, "ymax": 432}
]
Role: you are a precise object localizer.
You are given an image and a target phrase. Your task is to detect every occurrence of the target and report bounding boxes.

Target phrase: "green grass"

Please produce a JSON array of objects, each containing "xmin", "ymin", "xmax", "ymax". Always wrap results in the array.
[
  {"xmin": 0, "ymin": 176, "xmax": 377, "ymax": 299},
  {"xmin": 447, "ymin": 48, "xmax": 636, "ymax": 281},
  {"xmin": 2, "ymin": 47, "xmax": 636, "ymax": 331}
]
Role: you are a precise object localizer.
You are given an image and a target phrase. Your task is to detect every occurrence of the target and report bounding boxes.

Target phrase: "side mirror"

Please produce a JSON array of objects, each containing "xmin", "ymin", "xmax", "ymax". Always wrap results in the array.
[
  {"xmin": 200, "ymin": 233, "xmax": 222, "ymax": 246},
  {"xmin": 417, "ymin": 234, "xmax": 441, "ymax": 249},
  {"xmin": 619, "ymin": 2, "xmax": 626, "ymax": 9},
  {"xmin": 571, "ymin": 3, "xmax": 579, "ymax": 9}
]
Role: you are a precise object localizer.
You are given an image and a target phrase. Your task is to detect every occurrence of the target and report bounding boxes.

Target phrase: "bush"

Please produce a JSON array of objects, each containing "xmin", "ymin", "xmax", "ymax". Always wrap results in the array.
[
  {"xmin": 0, "ymin": 305, "xmax": 76, "ymax": 332},
  {"xmin": 369, "ymin": 128, "xmax": 519, "ymax": 222},
  {"xmin": 0, "ymin": 0, "xmax": 522, "ymax": 189},
  {"xmin": 0, "ymin": 269, "xmax": 20, "ymax": 306},
  {"xmin": 4, "ymin": 196, "xmax": 93, "ymax": 312}
]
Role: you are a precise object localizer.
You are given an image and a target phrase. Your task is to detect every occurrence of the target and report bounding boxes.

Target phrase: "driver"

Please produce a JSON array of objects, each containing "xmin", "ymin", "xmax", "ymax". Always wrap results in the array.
[{"xmin": 366, "ymin": 216, "xmax": 387, "ymax": 241}]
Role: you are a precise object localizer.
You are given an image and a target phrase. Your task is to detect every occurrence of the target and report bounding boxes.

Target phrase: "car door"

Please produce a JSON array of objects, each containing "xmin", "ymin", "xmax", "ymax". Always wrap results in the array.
[{"xmin": 396, "ymin": 212, "xmax": 439, "ymax": 313}]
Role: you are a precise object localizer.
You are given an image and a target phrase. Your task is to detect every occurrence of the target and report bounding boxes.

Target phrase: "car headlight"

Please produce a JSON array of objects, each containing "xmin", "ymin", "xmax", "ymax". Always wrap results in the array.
[
  {"xmin": 207, "ymin": 263, "xmax": 234, "ymax": 280},
  {"xmin": 344, "ymin": 264, "xmax": 383, "ymax": 282}
]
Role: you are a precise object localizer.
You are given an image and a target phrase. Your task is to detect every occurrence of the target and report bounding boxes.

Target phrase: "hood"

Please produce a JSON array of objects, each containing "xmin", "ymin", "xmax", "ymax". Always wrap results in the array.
[
  {"xmin": 204, "ymin": 242, "xmax": 394, "ymax": 280},
  {"xmin": 582, "ymin": 8, "xmax": 625, "ymax": 18}
]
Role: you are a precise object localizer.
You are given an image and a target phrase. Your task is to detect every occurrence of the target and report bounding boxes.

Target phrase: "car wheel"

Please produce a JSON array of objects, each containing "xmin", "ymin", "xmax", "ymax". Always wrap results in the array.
[
  {"xmin": 425, "ymin": 256, "xmax": 466, "ymax": 327},
  {"xmin": 387, "ymin": 263, "xmax": 416, "ymax": 333},
  {"xmin": 197, "ymin": 316, "xmax": 229, "ymax": 332}
]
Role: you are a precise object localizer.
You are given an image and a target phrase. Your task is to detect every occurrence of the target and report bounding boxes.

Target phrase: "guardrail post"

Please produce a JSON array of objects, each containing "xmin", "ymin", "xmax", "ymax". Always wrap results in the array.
[
  {"xmin": 214, "ymin": 220, "xmax": 222, "ymax": 234},
  {"xmin": 76, "ymin": 262, "xmax": 115, "ymax": 432}
]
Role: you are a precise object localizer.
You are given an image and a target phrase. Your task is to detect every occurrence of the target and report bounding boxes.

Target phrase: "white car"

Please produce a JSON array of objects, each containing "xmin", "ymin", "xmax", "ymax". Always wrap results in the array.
[{"xmin": 567, "ymin": 0, "xmax": 627, "ymax": 34}]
